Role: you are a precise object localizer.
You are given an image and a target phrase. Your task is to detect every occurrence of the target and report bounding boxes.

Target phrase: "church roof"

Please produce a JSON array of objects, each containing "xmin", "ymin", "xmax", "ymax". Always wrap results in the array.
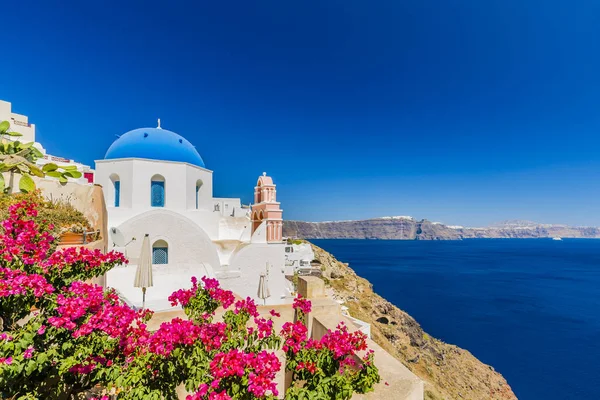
[
  {"xmin": 104, "ymin": 127, "xmax": 205, "ymax": 168},
  {"xmin": 257, "ymin": 173, "xmax": 274, "ymax": 186}
]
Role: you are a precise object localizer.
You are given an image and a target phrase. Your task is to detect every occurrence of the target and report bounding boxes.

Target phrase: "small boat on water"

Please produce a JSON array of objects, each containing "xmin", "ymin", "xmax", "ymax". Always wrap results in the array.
[{"xmin": 552, "ymin": 237, "xmax": 563, "ymax": 241}]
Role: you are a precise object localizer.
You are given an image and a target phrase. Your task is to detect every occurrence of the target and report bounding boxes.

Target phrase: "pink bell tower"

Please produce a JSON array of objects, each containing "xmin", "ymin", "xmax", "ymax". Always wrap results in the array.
[{"xmin": 251, "ymin": 173, "xmax": 283, "ymax": 243}]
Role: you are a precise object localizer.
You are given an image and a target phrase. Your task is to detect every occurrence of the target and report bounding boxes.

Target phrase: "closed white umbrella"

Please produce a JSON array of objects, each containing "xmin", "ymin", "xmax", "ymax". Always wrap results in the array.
[
  {"xmin": 257, "ymin": 272, "xmax": 271, "ymax": 305},
  {"xmin": 134, "ymin": 234, "xmax": 153, "ymax": 309}
]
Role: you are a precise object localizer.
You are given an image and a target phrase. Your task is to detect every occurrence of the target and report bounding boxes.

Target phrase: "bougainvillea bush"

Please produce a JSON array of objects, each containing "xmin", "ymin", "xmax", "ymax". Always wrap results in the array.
[{"xmin": 0, "ymin": 197, "xmax": 380, "ymax": 400}]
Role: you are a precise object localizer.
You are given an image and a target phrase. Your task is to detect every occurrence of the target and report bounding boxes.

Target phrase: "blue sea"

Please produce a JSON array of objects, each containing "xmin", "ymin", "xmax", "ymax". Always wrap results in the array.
[{"xmin": 311, "ymin": 239, "xmax": 600, "ymax": 400}]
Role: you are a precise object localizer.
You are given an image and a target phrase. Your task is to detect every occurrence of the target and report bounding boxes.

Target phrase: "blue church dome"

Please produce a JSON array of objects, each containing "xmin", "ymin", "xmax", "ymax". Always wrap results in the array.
[{"xmin": 104, "ymin": 127, "xmax": 205, "ymax": 168}]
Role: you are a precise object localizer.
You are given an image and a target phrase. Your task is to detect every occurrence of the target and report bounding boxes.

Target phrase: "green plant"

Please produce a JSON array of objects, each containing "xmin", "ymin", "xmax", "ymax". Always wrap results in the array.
[
  {"xmin": 0, "ymin": 120, "xmax": 83, "ymax": 193},
  {"xmin": 60, "ymin": 223, "xmax": 88, "ymax": 234},
  {"xmin": 0, "ymin": 191, "xmax": 91, "ymax": 238}
]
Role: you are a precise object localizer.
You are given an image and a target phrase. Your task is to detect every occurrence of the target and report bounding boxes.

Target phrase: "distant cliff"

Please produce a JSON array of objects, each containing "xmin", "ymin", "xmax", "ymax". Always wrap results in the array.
[{"xmin": 284, "ymin": 217, "xmax": 600, "ymax": 240}]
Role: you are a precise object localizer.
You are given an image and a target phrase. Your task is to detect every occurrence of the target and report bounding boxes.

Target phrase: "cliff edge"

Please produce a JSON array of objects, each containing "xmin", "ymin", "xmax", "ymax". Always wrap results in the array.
[
  {"xmin": 284, "ymin": 218, "xmax": 600, "ymax": 240},
  {"xmin": 310, "ymin": 242, "xmax": 517, "ymax": 400}
]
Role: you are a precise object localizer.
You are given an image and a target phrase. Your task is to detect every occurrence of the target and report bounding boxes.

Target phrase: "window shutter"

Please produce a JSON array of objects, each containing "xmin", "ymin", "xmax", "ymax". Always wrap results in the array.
[
  {"xmin": 151, "ymin": 181, "xmax": 165, "ymax": 207},
  {"xmin": 114, "ymin": 181, "xmax": 120, "ymax": 207},
  {"xmin": 152, "ymin": 247, "xmax": 168, "ymax": 264}
]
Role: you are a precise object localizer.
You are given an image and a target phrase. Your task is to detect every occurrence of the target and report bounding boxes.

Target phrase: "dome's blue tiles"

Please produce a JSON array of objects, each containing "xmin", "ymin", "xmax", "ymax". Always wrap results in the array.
[{"xmin": 104, "ymin": 128, "xmax": 205, "ymax": 168}]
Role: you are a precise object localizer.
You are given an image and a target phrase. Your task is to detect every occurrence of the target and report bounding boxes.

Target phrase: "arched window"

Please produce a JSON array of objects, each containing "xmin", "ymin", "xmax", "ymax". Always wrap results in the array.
[
  {"xmin": 152, "ymin": 239, "xmax": 168, "ymax": 265},
  {"xmin": 110, "ymin": 174, "xmax": 120, "ymax": 207},
  {"xmin": 195, "ymin": 179, "xmax": 203, "ymax": 209},
  {"xmin": 151, "ymin": 174, "xmax": 165, "ymax": 207}
]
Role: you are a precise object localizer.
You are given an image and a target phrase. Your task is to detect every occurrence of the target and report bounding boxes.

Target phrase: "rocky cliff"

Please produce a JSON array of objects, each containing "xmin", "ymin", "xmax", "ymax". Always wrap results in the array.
[
  {"xmin": 311, "ymin": 243, "xmax": 517, "ymax": 400},
  {"xmin": 284, "ymin": 217, "xmax": 600, "ymax": 240}
]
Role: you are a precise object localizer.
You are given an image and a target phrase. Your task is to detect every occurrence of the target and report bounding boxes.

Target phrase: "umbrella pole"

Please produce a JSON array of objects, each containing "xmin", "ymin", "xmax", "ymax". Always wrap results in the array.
[{"xmin": 142, "ymin": 287, "xmax": 146, "ymax": 310}]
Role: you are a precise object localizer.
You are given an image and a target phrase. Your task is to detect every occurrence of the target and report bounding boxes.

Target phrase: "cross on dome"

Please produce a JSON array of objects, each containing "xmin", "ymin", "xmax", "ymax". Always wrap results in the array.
[{"xmin": 157, "ymin": 118, "xmax": 162, "ymax": 129}]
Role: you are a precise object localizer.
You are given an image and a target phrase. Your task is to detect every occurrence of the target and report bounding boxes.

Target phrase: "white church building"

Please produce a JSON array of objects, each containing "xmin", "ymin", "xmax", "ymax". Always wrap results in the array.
[{"xmin": 95, "ymin": 123, "xmax": 295, "ymax": 310}]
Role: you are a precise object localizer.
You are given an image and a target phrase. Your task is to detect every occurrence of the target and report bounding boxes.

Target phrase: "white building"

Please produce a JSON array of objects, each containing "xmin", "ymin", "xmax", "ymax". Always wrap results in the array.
[
  {"xmin": 284, "ymin": 242, "xmax": 315, "ymax": 273},
  {"xmin": 0, "ymin": 100, "xmax": 95, "ymax": 183},
  {"xmin": 95, "ymin": 123, "xmax": 292, "ymax": 310},
  {"xmin": 0, "ymin": 100, "xmax": 36, "ymax": 142}
]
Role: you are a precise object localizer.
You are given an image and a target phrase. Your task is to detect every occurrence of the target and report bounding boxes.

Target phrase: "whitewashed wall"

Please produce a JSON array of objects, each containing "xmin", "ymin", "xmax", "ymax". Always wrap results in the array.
[
  {"xmin": 107, "ymin": 262, "xmax": 214, "ymax": 311},
  {"xmin": 251, "ymin": 220, "xmax": 267, "ymax": 243},
  {"xmin": 226, "ymin": 243, "xmax": 290, "ymax": 305},
  {"xmin": 213, "ymin": 198, "xmax": 242, "ymax": 216},
  {"xmin": 96, "ymin": 158, "xmax": 218, "ymax": 233},
  {"xmin": 95, "ymin": 158, "xmax": 213, "ymax": 212},
  {"xmin": 218, "ymin": 216, "xmax": 251, "ymax": 241},
  {"xmin": 112, "ymin": 209, "xmax": 221, "ymax": 268},
  {"xmin": 0, "ymin": 100, "xmax": 36, "ymax": 143}
]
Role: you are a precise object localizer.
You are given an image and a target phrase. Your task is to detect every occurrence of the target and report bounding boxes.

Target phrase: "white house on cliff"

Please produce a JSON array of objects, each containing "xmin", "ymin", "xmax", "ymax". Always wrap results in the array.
[{"xmin": 95, "ymin": 123, "xmax": 298, "ymax": 310}]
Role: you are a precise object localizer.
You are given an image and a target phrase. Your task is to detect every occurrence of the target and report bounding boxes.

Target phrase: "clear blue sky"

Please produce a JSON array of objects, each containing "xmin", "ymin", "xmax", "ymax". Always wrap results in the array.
[{"xmin": 2, "ymin": 0, "xmax": 599, "ymax": 226}]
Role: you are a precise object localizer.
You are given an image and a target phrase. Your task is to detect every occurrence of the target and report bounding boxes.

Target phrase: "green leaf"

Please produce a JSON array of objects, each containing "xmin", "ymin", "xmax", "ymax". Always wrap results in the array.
[
  {"xmin": 0, "ymin": 121, "xmax": 9, "ymax": 133},
  {"xmin": 5, "ymin": 131, "xmax": 22, "ymax": 137},
  {"xmin": 63, "ymin": 170, "xmax": 83, "ymax": 179},
  {"xmin": 59, "ymin": 176, "xmax": 68, "ymax": 184},
  {"xmin": 46, "ymin": 171, "xmax": 62, "ymax": 178},
  {"xmin": 31, "ymin": 148, "xmax": 43, "ymax": 158},
  {"xmin": 61, "ymin": 165, "xmax": 78, "ymax": 171},
  {"xmin": 19, "ymin": 174, "xmax": 35, "ymax": 193},
  {"xmin": 14, "ymin": 149, "xmax": 32, "ymax": 160},
  {"xmin": 25, "ymin": 360, "xmax": 37, "ymax": 375},
  {"xmin": 42, "ymin": 163, "xmax": 58, "ymax": 172},
  {"xmin": 36, "ymin": 352, "xmax": 48, "ymax": 364},
  {"xmin": 28, "ymin": 163, "xmax": 45, "ymax": 178},
  {"xmin": 0, "ymin": 173, "xmax": 4, "ymax": 193}
]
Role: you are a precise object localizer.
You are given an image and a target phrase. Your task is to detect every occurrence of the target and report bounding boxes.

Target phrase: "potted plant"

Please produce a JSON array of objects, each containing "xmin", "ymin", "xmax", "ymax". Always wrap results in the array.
[
  {"xmin": 59, "ymin": 222, "xmax": 91, "ymax": 245},
  {"xmin": 0, "ymin": 191, "xmax": 100, "ymax": 245}
]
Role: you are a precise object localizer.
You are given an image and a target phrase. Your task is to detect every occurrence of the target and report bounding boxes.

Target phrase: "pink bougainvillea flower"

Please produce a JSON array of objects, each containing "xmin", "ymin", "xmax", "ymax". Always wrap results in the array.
[
  {"xmin": 293, "ymin": 295, "xmax": 312, "ymax": 315},
  {"xmin": 23, "ymin": 347, "xmax": 34, "ymax": 359}
]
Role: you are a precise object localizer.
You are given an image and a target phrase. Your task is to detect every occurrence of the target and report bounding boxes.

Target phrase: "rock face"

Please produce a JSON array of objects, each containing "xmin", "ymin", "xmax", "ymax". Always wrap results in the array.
[
  {"xmin": 311, "ymin": 242, "xmax": 518, "ymax": 400},
  {"xmin": 284, "ymin": 217, "xmax": 600, "ymax": 240}
]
